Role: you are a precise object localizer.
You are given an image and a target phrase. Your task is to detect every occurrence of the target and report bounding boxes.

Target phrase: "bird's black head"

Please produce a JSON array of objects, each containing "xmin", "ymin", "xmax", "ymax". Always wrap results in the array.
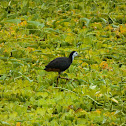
[{"xmin": 69, "ymin": 51, "xmax": 78, "ymax": 62}]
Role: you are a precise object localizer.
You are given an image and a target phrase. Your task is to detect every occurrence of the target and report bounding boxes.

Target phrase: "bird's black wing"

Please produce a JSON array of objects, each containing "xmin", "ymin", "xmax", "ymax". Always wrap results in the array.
[{"xmin": 45, "ymin": 57, "xmax": 71, "ymax": 72}]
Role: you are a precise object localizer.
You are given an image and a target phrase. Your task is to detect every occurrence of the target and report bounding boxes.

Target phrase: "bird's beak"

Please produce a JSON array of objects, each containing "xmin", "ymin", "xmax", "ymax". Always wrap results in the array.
[{"xmin": 77, "ymin": 54, "xmax": 81, "ymax": 57}]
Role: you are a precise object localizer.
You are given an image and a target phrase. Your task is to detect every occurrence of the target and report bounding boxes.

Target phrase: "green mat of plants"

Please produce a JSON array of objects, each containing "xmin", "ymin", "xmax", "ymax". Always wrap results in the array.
[{"xmin": 0, "ymin": 0, "xmax": 126, "ymax": 125}]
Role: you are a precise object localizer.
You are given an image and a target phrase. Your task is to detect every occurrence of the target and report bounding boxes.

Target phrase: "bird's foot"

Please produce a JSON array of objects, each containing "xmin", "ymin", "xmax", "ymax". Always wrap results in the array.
[
  {"xmin": 56, "ymin": 76, "xmax": 72, "ymax": 86},
  {"xmin": 60, "ymin": 77, "xmax": 72, "ymax": 80}
]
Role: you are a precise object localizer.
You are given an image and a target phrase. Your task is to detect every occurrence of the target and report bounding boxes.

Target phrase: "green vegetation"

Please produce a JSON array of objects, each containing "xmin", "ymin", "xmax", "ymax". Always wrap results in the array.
[{"xmin": 0, "ymin": 0, "xmax": 126, "ymax": 125}]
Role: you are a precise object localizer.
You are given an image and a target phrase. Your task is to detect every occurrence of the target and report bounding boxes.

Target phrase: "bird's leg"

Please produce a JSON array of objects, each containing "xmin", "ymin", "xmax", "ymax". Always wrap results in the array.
[
  {"xmin": 56, "ymin": 73, "xmax": 61, "ymax": 86},
  {"xmin": 60, "ymin": 77, "xmax": 72, "ymax": 80},
  {"xmin": 56, "ymin": 77, "xmax": 59, "ymax": 86}
]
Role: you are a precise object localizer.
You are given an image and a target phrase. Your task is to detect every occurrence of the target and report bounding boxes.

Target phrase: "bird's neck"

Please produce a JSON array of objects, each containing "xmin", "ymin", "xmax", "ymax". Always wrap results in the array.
[{"xmin": 69, "ymin": 55, "xmax": 74, "ymax": 63}]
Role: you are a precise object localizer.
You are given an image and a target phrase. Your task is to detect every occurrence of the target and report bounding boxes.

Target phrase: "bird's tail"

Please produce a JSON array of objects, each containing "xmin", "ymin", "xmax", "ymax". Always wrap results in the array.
[{"xmin": 44, "ymin": 67, "xmax": 47, "ymax": 70}]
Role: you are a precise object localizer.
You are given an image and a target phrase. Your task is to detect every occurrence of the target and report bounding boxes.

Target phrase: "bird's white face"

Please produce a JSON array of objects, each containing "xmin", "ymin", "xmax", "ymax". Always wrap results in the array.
[
  {"xmin": 72, "ymin": 51, "xmax": 78, "ymax": 61},
  {"xmin": 73, "ymin": 51, "xmax": 78, "ymax": 57}
]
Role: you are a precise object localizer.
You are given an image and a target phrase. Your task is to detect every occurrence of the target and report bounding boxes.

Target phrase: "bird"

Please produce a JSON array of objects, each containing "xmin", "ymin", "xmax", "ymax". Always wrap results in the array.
[{"xmin": 44, "ymin": 51, "xmax": 78, "ymax": 85}]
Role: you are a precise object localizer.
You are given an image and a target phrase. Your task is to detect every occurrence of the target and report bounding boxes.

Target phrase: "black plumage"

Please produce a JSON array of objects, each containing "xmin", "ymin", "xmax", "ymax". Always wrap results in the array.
[
  {"xmin": 44, "ymin": 51, "xmax": 78, "ymax": 85},
  {"xmin": 44, "ymin": 57, "xmax": 71, "ymax": 72}
]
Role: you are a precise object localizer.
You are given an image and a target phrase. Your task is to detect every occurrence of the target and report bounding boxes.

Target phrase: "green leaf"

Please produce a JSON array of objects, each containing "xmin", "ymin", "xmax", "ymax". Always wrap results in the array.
[
  {"xmin": 0, "ymin": 57, "xmax": 9, "ymax": 61},
  {"xmin": 100, "ymin": 17, "xmax": 107, "ymax": 24},
  {"xmin": 12, "ymin": 62, "xmax": 24, "ymax": 68},
  {"xmin": 27, "ymin": 21, "xmax": 45, "ymax": 28},
  {"xmin": 59, "ymin": 18, "xmax": 71, "ymax": 24},
  {"xmin": 80, "ymin": 17, "xmax": 93, "ymax": 27},
  {"xmin": 80, "ymin": 59, "xmax": 97, "ymax": 64},
  {"xmin": 18, "ymin": 72, "xmax": 33, "ymax": 82},
  {"xmin": 18, "ymin": 58, "xmax": 33, "ymax": 62},
  {"xmin": 3, "ymin": 19, "xmax": 21, "ymax": 24},
  {"xmin": 44, "ymin": 28, "xmax": 60, "ymax": 33},
  {"xmin": 0, "ymin": 121, "xmax": 11, "ymax": 126},
  {"xmin": 0, "ymin": 74, "xmax": 7, "ymax": 80}
]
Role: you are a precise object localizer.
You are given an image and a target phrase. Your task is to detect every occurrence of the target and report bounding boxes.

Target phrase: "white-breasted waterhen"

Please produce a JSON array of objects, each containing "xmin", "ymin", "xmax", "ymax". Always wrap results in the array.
[{"xmin": 44, "ymin": 51, "xmax": 78, "ymax": 85}]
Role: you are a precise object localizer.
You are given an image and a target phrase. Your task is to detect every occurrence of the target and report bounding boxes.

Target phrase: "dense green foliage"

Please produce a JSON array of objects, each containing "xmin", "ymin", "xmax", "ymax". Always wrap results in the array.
[{"xmin": 0, "ymin": 0, "xmax": 126, "ymax": 125}]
